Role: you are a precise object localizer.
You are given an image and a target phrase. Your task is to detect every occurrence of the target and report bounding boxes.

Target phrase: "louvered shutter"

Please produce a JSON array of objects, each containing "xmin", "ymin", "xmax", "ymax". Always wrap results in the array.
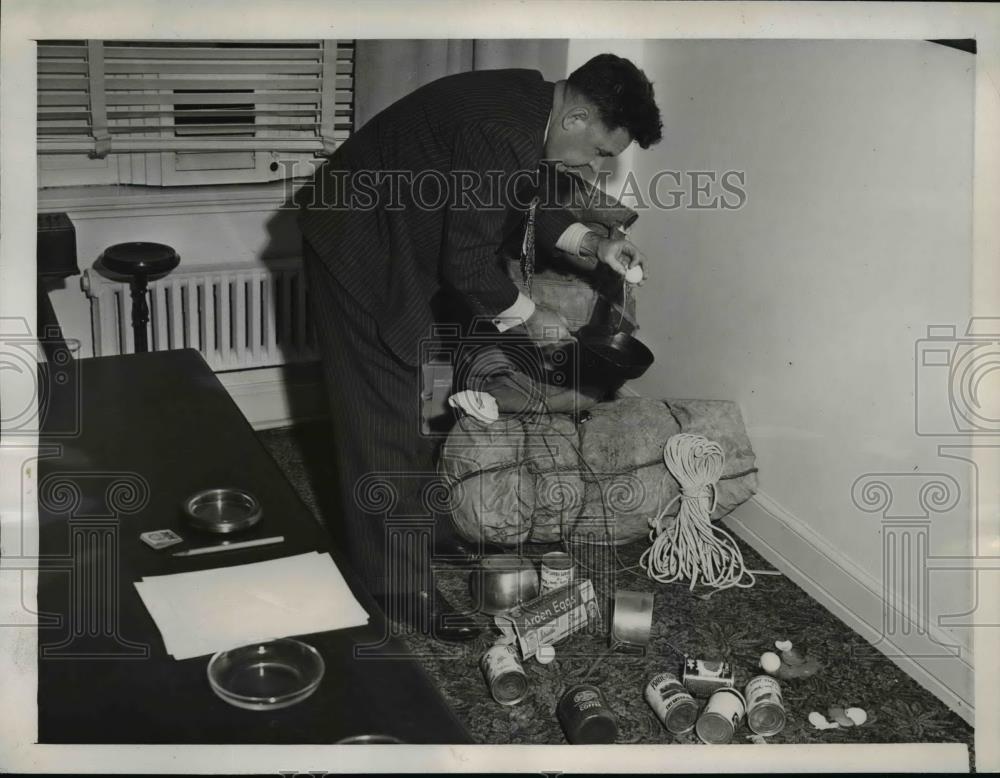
[{"xmin": 38, "ymin": 40, "xmax": 353, "ymax": 156}]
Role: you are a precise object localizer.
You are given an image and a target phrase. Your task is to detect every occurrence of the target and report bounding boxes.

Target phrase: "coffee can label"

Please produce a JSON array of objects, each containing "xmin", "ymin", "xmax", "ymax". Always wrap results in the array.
[{"xmin": 558, "ymin": 684, "xmax": 619, "ymax": 744}]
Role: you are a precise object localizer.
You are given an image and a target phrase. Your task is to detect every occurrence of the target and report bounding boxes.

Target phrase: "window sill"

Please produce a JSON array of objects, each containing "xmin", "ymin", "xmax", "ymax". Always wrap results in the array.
[{"xmin": 37, "ymin": 180, "xmax": 310, "ymax": 218}]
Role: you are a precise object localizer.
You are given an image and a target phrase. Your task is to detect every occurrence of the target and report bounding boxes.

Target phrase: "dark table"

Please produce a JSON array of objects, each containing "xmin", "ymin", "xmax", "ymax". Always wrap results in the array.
[{"xmin": 36, "ymin": 348, "xmax": 470, "ymax": 744}]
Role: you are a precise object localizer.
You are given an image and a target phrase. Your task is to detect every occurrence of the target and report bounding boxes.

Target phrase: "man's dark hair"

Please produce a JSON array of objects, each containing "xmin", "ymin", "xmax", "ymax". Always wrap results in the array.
[{"xmin": 567, "ymin": 54, "xmax": 663, "ymax": 149}]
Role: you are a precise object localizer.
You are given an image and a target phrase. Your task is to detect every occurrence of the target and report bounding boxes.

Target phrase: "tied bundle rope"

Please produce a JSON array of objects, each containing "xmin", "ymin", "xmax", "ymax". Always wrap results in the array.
[{"xmin": 640, "ymin": 433, "xmax": 756, "ymax": 594}]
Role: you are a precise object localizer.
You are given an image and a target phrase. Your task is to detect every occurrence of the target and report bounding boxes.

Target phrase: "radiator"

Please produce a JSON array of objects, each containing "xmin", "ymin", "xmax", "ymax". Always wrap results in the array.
[{"xmin": 81, "ymin": 259, "xmax": 316, "ymax": 371}]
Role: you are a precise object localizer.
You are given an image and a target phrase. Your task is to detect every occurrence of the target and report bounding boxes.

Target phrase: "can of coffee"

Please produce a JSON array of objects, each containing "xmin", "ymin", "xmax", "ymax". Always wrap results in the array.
[
  {"xmin": 745, "ymin": 675, "xmax": 786, "ymax": 736},
  {"xmin": 539, "ymin": 551, "xmax": 575, "ymax": 594},
  {"xmin": 695, "ymin": 688, "xmax": 746, "ymax": 744},
  {"xmin": 481, "ymin": 644, "xmax": 528, "ymax": 706},
  {"xmin": 557, "ymin": 684, "xmax": 619, "ymax": 744},
  {"xmin": 644, "ymin": 672, "xmax": 699, "ymax": 734},
  {"xmin": 682, "ymin": 657, "xmax": 735, "ymax": 697}
]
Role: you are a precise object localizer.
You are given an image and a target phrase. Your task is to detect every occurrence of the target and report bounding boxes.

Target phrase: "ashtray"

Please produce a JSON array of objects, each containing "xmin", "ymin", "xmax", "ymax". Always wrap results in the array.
[
  {"xmin": 335, "ymin": 734, "xmax": 405, "ymax": 744},
  {"xmin": 207, "ymin": 638, "xmax": 325, "ymax": 711},
  {"xmin": 182, "ymin": 487, "xmax": 262, "ymax": 534}
]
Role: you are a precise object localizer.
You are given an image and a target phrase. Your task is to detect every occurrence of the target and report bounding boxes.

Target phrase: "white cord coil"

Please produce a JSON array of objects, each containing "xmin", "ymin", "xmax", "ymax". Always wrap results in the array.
[{"xmin": 640, "ymin": 433, "xmax": 756, "ymax": 593}]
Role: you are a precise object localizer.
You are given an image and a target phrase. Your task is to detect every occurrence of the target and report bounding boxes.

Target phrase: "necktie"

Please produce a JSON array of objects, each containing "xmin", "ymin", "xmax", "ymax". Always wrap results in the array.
[{"xmin": 520, "ymin": 195, "xmax": 539, "ymax": 296}]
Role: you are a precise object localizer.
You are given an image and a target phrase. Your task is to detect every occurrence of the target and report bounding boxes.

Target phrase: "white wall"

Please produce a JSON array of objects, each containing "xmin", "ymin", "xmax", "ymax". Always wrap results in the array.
[{"xmin": 617, "ymin": 39, "xmax": 976, "ymax": 717}]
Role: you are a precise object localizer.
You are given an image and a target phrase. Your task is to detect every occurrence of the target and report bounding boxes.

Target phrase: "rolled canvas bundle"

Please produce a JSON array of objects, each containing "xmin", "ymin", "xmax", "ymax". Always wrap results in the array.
[
  {"xmin": 574, "ymin": 398, "xmax": 683, "ymax": 544},
  {"xmin": 438, "ymin": 397, "xmax": 758, "ymax": 546}
]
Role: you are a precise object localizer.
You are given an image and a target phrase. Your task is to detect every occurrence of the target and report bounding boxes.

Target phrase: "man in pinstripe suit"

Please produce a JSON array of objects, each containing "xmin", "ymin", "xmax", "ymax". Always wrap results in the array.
[{"xmin": 299, "ymin": 54, "xmax": 662, "ymax": 640}]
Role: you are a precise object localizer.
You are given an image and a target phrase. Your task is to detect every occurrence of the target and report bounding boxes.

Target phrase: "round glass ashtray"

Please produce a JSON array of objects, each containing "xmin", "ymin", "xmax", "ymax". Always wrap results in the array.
[
  {"xmin": 335, "ymin": 734, "xmax": 404, "ymax": 744},
  {"xmin": 207, "ymin": 638, "xmax": 325, "ymax": 711},
  {"xmin": 183, "ymin": 487, "xmax": 262, "ymax": 534}
]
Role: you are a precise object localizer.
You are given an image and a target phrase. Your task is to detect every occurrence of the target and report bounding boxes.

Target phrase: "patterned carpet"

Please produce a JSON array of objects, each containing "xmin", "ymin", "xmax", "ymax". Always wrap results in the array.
[{"xmin": 258, "ymin": 422, "xmax": 974, "ymax": 762}]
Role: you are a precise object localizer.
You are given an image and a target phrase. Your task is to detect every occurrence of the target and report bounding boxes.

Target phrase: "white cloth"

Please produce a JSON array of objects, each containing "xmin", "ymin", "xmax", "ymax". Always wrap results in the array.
[
  {"xmin": 555, "ymin": 222, "xmax": 594, "ymax": 257},
  {"xmin": 492, "ymin": 292, "xmax": 536, "ymax": 332},
  {"xmin": 447, "ymin": 390, "xmax": 500, "ymax": 424}
]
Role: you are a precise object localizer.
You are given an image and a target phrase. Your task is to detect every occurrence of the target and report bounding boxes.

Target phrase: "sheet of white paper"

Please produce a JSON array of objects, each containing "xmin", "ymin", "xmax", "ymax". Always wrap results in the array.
[{"xmin": 134, "ymin": 552, "xmax": 370, "ymax": 660}]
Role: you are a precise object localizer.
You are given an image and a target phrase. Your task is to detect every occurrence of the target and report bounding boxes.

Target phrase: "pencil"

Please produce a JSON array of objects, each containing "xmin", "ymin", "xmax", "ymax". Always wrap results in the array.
[{"xmin": 172, "ymin": 535, "xmax": 285, "ymax": 557}]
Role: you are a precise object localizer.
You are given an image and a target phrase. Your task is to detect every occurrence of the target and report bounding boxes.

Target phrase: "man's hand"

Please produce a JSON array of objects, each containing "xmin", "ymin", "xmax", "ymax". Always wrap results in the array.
[
  {"xmin": 521, "ymin": 304, "xmax": 572, "ymax": 347},
  {"xmin": 581, "ymin": 232, "xmax": 646, "ymax": 285}
]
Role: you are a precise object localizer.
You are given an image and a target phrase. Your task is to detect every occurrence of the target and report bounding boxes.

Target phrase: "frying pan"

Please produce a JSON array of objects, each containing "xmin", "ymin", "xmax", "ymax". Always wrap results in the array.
[
  {"xmin": 573, "ymin": 324, "xmax": 655, "ymax": 381},
  {"xmin": 545, "ymin": 324, "xmax": 654, "ymax": 393}
]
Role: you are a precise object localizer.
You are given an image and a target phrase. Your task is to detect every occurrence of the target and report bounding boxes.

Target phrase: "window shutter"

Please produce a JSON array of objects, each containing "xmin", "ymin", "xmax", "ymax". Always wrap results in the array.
[{"xmin": 38, "ymin": 40, "xmax": 354, "ymax": 156}]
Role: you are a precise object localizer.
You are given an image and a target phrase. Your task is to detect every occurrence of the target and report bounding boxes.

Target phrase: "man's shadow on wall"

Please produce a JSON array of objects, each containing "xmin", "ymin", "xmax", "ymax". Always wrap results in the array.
[{"xmin": 256, "ymin": 176, "xmax": 348, "ymax": 548}]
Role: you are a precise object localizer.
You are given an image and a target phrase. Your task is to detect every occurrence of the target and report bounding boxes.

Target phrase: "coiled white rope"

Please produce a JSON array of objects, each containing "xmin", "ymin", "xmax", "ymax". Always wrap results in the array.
[{"xmin": 640, "ymin": 433, "xmax": 756, "ymax": 594}]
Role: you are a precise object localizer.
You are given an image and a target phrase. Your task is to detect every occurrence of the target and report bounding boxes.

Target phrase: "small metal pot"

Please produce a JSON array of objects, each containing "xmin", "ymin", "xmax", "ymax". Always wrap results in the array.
[{"xmin": 470, "ymin": 554, "xmax": 539, "ymax": 615}]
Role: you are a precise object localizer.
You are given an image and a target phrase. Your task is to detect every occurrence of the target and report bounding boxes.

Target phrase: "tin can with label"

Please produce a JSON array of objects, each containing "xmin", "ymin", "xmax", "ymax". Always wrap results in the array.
[
  {"xmin": 557, "ymin": 684, "xmax": 619, "ymax": 744},
  {"xmin": 481, "ymin": 644, "xmax": 528, "ymax": 706},
  {"xmin": 682, "ymin": 657, "xmax": 735, "ymax": 697},
  {"xmin": 745, "ymin": 675, "xmax": 786, "ymax": 736},
  {"xmin": 695, "ymin": 688, "xmax": 746, "ymax": 744},
  {"xmin": 644, "ymin": 672, "xmax": 699, "ymax": 734},
  {"xmin": 539, "ymin": 551, "xmax": 575, "ymax": 594}
]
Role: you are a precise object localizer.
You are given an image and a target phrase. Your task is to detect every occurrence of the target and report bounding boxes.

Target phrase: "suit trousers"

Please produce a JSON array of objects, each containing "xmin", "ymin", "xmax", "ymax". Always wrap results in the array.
[{"xmin": 303, "ymin": 242, "xmax": 441, "ymax": 607}]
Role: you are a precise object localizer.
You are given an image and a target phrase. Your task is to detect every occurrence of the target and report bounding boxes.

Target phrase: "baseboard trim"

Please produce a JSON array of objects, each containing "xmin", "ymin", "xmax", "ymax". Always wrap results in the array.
[
  {"xmin": 218, "ymin": 363, "xmax": 327, "ymax": 431},
  {"xmin": 725, "ymin": 492, "xmax": 974, "ymax": 725}
]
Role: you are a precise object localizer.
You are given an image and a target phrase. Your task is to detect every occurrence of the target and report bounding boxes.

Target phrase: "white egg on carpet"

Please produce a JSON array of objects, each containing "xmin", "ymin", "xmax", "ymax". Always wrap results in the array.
[
  {"xmin": 760, "ymin": 651, "xmax": 781, "ymax": 673},
  {"xmin": 845, "ymin": 707, "xmax": 868, "ymax": 726}
]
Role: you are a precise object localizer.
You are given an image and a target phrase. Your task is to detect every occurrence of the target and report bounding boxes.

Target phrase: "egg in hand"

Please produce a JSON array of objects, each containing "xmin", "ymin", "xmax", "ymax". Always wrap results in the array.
[{"xmin": 625, "ymin": 265, "xmax": 644, "ymax": 284}]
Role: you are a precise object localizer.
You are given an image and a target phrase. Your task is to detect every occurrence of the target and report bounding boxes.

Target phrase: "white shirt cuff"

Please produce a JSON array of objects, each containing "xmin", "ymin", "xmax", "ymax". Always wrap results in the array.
[
  {"xmin": 492, "ymin": 292, "xmax": 536, "ymax": 332},
  {"xmin": 554, "ymin": 222, "xmax": 595, "ymax": 256}
]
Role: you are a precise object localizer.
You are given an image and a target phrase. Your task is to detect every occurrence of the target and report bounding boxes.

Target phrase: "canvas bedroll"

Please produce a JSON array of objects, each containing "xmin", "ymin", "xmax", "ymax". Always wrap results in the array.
[{"xmin": 439, "ymin": 397, "xmax": 758, "ymax": 545}]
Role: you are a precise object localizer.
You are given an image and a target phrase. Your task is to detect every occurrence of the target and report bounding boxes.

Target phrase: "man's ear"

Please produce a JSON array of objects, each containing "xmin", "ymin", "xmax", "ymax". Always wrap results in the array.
[{"xmin": 561, "ymin": 105, "xmax": 590, "ymax": 133}]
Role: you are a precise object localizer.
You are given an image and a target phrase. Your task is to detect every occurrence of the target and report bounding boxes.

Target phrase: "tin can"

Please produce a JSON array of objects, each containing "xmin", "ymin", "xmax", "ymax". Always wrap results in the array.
[
  {"xmin": 539, "ymin": 551, "xmax": 575, "ymax": 594},
  {"xmin": 644, "ymin": 672, "xmax": 699, "ymax": 734},
  {"xmin": 745, "ymin": 675, "xmax": 786, "ymax": 736},
  {"xmin": 682, "ymin": 657, "xmax": 735, "ymax": 697},
  {"xmin": 557, "ymin": 684, "xmax": 619, "ymax": 744},
  {"xmin": 695, "ymin": 688, "xmax": 746, "ymax": 744},
  {"xmin": 611, "ymin": 590, "xmax": 655, "ymax": 648},
  {"xmin": 481, "ymin": 644, "xmax": 528, "ymax": 706}
]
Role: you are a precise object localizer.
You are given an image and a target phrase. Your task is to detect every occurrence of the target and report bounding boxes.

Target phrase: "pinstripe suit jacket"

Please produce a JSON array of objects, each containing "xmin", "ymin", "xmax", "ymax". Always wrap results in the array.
[{"xmin": 298, "ymin": 68, "xmax": 575, "ymax": 366}]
